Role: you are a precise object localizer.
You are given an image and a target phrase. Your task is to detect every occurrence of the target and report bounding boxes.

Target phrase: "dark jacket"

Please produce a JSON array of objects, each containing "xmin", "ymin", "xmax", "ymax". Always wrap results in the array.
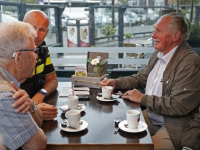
[
  {"xmin": 115, "ymin": 42, "xmax": 200, "ymax": 150},
  {"xmin": 181, "ymin": 106, "xmax": 200, "ymax": 150}
]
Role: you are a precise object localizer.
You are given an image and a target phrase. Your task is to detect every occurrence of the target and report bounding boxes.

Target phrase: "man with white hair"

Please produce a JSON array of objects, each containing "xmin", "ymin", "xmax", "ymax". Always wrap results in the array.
[
  {"xmin": 101, "ymin": 13, "xmax": 200, "ymax": 149},
  {"xmin": 0, "ymin": 21, "xmax": 47, "ymax": 150}
]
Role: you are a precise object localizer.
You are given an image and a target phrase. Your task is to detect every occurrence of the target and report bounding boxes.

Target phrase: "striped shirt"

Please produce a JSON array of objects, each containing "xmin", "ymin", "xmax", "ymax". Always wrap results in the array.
[
  {"xmin": 146, "ymin": 46, "xmax": 177, "ymax": 125},
  {"xmin": 0, "ymin": 66, "xmax": 39, "ymax": 150}
]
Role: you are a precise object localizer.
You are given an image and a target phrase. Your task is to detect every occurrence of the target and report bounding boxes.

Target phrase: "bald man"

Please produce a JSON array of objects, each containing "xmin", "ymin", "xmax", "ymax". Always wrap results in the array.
[{"xmin": 21, "ymin": 10, "xmax": 58, "ymax": 121}]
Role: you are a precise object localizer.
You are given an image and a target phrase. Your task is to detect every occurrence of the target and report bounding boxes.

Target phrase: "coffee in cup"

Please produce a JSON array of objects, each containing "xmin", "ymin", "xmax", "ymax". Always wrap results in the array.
[
  {"xmin": 63, "ymin": 95, "xmax": 79, "ymax": 110},
  {"xmin": 102, "ymin": 86, "xmax": 113, "ymax": 99},
  {"xmin": 126, "ymin": 109, "xmax": 140, "ymax": 129},
  {"xmin": 66, "ymin": 110, "xmax": 80, "ymax": 128}
]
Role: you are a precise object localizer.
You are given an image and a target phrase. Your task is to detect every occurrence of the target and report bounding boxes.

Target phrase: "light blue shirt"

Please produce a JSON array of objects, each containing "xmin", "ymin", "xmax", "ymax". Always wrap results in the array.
[{"xmin": 0, "ymin": 66, "xmax": 39, "ymax": 150}]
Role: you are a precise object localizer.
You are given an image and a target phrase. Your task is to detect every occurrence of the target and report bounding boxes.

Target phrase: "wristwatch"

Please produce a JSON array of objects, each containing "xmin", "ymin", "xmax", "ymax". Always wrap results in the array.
[
  {"xmin": 30, "ymin": 99, "xmax": 37, "ymax": 113},
  {"xmin": 38, "ymin": 89, "xmax": 48, "ymax": 98}
]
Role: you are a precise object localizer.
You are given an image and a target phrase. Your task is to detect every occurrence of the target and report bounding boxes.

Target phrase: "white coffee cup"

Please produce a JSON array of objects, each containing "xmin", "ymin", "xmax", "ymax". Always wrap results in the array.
[
  {"xmin": 126, "ymin": 110, "xmax": 140, "ymax": 129},
  {"xmin": 66, "ymin": 110, "xmax": 81, "ymax": 128},
  {"xmin": 63, "ymin": 95, "xmax": 79, "ymax": 110},
  {"xmin": 102, "ymin": 86, "xmax": 113, "ymax": 99}
]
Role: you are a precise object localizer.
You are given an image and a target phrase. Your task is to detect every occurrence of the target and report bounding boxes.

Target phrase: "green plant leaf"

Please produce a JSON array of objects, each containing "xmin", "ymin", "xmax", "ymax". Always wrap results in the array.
[
  {"xmin": 185, "ymin": 18, "xmax": 200, "ymax": 39},
  {"xmin": 100, "ymin": 25, "xmax": 116, "ymax": 38},
  {"xmin": 125, "ymin": 33, "xmax": 132, "ymax": 38},
  {"xmin": 91, "ymin": 45, "xmax": 97, "ymax": 47},
  {"xmin": 86, "ymin": 58, "xmax": 93, "ymax": 63},
  {"xmin": 100, "ymin": 25, "xmax": 116, "ymax": 46},
  {"xmin": 99, "ymin": 59, "xmax": 108, "ymax": 66}
]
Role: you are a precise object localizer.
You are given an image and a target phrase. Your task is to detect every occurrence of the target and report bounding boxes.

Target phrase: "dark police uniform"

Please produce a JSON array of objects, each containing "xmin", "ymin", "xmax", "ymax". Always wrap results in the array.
[{"xmin": 20, "ymin": 41, "xmax": 55, "ymax": 98}]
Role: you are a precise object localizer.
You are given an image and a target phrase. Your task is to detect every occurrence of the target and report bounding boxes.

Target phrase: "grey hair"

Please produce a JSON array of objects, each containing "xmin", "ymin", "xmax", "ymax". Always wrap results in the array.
[
  {"xmin": 0, "ymin": 21, "xmax": 36, "ymax": 63},
  {"xmin": 161, "ymin": 12, "xmax": 188, "ymax": 41}
]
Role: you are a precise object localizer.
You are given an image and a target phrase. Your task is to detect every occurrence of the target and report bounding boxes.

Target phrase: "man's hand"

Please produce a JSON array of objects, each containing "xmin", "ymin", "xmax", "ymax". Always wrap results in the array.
[
  {"xmin": 100, "ymin": 79, "xmax": 116, "ymax": 89},
  {"xmin": 37, "ymin": 103, "xmax": 58, "ymax": 121},
  {"xmin": 122, "ymin": 89, "xmax": 143, "ymax": 103},
  {"xmin": 10, "ymin": 81, "xmax": 33, "ymax": 114}
]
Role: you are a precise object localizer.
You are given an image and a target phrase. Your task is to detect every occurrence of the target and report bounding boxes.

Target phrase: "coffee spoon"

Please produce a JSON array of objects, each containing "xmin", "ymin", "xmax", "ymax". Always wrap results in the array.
[
  {"xmin": 61, "ymin": 120, "xmax": 83, "ymax": 130},
  {"xmin": 124, "ymin": 123, "xmax": 145, "ymax": 129},
  {"xmin": 124, "ymin": 124, "xmax": 128, "ymax": 128}
]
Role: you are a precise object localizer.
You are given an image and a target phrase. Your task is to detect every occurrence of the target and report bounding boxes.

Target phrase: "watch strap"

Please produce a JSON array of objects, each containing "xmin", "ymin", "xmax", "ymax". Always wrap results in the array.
[{"xmin": 38, "ymin": 89, "xmax": 47, "ymax": 98}]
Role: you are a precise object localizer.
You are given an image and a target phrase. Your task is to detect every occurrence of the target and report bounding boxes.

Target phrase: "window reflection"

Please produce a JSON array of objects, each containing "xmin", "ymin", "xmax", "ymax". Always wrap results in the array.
[{"xmin": 0, "ymin": 1, "xmax": 199, "ymax": 48}]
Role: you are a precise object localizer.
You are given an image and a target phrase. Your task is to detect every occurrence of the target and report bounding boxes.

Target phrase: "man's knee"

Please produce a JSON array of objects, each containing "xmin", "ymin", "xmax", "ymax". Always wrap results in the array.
[{"xmin": 152, "ymin": 126, "xmax": 175, "ymax": 150}]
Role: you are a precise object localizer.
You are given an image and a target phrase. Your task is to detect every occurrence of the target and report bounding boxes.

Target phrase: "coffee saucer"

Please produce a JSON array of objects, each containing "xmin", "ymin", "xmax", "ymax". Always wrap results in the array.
[
  {"xmin": 59, "ymin": 104, "xmax": 85, "ymax": 113},
  {"xmin": 96, "ymin": 95, "xmax": 116, "ymax": 102},
  {"xmin": 60, "ymin": 120, "xmax": 88, "ymax": 132},
  {"xmin": 118, "ymin": 120, "xmax": 147, "ymax": 133}
]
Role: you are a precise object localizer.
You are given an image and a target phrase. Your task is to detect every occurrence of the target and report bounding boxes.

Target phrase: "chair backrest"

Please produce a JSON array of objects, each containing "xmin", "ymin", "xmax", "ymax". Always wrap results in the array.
[
  {"xmin": 123, "ymin": 43, "xmax": 136, "ymax": 47},
  {"xmin": 123, "ymin": 43, "xmax": 138, "ymax": 58},
  {"xmin": 87, "ymin": 52, "xmax": 108, "ymax": 75}
]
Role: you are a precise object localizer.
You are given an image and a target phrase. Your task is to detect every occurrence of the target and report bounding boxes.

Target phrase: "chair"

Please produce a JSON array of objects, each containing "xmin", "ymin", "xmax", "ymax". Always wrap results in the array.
[
  {"xmin": 87, "ymin": 52, "xmax": 108, "ymax": 76},
  {"xmin": 123, "ymin": 43, "xmax": 138, "ymax": 58},
  {"xmin": 123, "ymin": 43, "xmax": 145, "ymax": 69}
]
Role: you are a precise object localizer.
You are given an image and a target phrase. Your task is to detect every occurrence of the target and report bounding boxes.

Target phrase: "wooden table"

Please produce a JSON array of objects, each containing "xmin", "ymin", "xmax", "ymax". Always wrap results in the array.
[{"xmin": 42, "ymin": 82, "xmax": 153, "ymax": 150}]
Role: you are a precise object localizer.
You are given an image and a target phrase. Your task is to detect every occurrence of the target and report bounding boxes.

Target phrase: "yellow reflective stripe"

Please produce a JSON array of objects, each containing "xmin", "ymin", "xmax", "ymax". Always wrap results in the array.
[
  {"xmin": 32, "ymin": 68, "xmax": 35, "ymax": 75},
  {"xmin": 46, "ymin": 57, "xmax": 52, "ymax": 65},
  {"xmin": 32, "ymin": 64, "xmax": 44, "ymax": 75},
  {"xmin": 44, "ymin": 71, "xmax": 55, "ymax": 76},
  {"xmin": 37, "ymin": 58, "xmax": 42, "ymax": 63}
]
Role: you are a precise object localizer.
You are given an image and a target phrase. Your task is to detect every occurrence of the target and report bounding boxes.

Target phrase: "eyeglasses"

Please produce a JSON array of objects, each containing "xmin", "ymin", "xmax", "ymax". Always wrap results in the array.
[{"xmin": 12, "ymin": 48, "xmax": 39, "ymax": 59}]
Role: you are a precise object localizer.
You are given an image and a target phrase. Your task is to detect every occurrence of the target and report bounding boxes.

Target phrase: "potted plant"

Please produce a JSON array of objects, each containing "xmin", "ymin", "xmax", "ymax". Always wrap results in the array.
[
  {"xmin": 185, "ymin": 0, "xmax": 200, "ymax": 47},
  {"xmin": 118, "ymin": 0, "xmax": 129, "ymax": 5},
  {"xmin": 100, "ymin": 25, "xmax": 116, "ymax": 47},
  {"xmin": 125, "ymin": 32, "xmax": 132, "ymax": 43},
  {"xmin": 185, "ymin": 18, "xmax": 200, "ymax": 47},
  {"xmin": 87, "ymin": 56, "xmax": 108, "ymax": 77}
]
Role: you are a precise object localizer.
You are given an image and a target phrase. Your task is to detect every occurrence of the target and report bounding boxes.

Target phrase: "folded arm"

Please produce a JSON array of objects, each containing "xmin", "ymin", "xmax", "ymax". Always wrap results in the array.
[{"xmin": 11, "ymin": 81, "xmax": 43, "ymax": 126}]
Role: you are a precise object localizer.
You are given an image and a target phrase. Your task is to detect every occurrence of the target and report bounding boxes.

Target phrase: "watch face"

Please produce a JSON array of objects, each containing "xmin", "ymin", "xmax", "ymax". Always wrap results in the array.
[{"xmin": 41, "ymin": 89, "xmax": 47, "ymax": 94}]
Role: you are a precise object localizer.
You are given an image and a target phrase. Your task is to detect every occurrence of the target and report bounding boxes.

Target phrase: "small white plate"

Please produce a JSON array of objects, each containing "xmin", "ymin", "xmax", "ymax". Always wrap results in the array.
[
  {"xmin": 60, "ymin": 104, "xmax": 86, "ymax": 113},
  {"xmin": 118, "ymin": 120, "xmax": 147, "ymax": 133},
  {"xmin": 60, "ymin": 120, "xmax": 88, "ymax": 132},
  {"xmin": 96, "ymin": 95, "xmax": 116, "ymax": 102}
]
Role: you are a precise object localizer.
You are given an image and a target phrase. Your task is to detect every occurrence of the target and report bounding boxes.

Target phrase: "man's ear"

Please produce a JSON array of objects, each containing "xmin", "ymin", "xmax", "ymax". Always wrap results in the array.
[
  {"xmin": 173, "ymin": 31, "xmax": 181, "ymax": 41},
  {"xmin": 14, "ymin": 52, "xmax": 22, "ymax": 69}
]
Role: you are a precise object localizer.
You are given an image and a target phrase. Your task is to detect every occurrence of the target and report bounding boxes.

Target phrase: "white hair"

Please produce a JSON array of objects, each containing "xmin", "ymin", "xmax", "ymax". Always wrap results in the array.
[
  {"xmin": 0, "ymin": 21, "xmax": 36, "ymax": 63},
  {"xmin": 161, "ymin": 12, "xmax": 188, "ymax": 41}
]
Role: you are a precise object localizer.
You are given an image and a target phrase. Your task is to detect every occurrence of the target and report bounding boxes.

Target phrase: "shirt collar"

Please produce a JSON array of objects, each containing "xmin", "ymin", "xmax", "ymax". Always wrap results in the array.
[
  {"xmin": 157, "ymin": 45, "xmax": 178, "ymax": 64},
  {"xmin": 0, "ymin": 66, "xmax": 20, "ymax": 88}
]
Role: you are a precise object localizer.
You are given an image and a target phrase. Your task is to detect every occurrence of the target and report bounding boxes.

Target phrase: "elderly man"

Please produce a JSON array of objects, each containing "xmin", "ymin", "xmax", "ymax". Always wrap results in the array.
[
  {"xmin": 101, "ymin": 13, "xmax": 200, "ymax": 150},
  {"xmin": 0, "ymin": 21, "xmax": 46, "ymax": 150},
  {"xmin": 21, "ymin": 10, "xmax": 58, "ymax": 120}
]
